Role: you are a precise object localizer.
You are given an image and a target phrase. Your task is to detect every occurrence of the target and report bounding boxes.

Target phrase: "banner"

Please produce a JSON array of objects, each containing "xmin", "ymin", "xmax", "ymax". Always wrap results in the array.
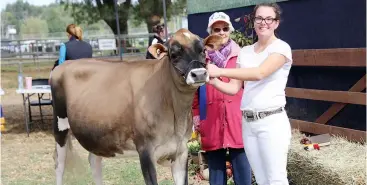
[{"xmin": 98, "ymin": 39, "xmax": 117, "ymax": 50}]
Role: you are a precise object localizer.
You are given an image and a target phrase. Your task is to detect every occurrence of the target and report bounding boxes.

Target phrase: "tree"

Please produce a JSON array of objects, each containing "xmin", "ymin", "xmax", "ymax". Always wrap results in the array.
[
  {"xmin": 20, "ymin": 17, "xmax": 49, "ymax": 38},
  {"xmin": 1, "ymin": 1, "xmax": 114, "ymax": 39},
  {"xmin": 42, "ymin": 5, "xmax": 74, "ymax": 33},
  {"xmin": 131, "ymin": 0, "xmax": 171, "ymax": 33},
  {"xmin": 167, "ymin": 0, "xmax": 187, "ymax": 18},
  {"xmin": 131, "ymin": 0, "xmax": 186, "ymax": 33},
  {"xmin": 59, "ymin": 0, "xmax": 187, "ymax": 36},
  {"xmin": 2, "ymin": 0, "xmax": 44, "ymax": 33},
  {"xmin": 59, "ymin": 0, "xmax": 132, "ymax": 36},
  {"xmin": 1, "ymin": 12, "xmax": 18, "ymax": 35}
]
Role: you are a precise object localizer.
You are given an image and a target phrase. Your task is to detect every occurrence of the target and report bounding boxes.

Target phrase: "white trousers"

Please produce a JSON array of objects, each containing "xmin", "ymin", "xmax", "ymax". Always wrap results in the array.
[{"xmin": 242, "ymin": 111, "xmax": 291, "ymax": 185}]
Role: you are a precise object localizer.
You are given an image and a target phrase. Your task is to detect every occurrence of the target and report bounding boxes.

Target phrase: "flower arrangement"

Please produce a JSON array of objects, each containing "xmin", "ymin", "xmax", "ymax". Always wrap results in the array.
[{"xmin": 187, "ymin": 140, "xmax": 201, "ymax": 154}]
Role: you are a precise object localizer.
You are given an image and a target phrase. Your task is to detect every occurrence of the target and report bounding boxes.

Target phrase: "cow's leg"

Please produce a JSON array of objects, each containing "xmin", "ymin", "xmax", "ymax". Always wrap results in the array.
[
  {"xmin": 171, "ymin": 148, "xmax": 189, "ymax": 185},
  {"xmin": 88, "ymin": 152, "xmax": 103, "ymax": 185},
  {"xmin": 52, "ymin": 87, "xmax": 70, "ymax": 185},
  {"xmin": 137, "ymin": 146, "xmax": 158, "ymax": 185},
  {"xmin": 54, "ymin": 129, "xmax": 69, "ymax": 185}
]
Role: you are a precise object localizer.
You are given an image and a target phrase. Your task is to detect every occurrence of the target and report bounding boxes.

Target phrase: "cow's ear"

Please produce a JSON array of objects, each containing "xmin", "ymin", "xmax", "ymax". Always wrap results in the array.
[
  {"xmin": 148, "ymin": 43, "xmax": 168, "ymax": 60},
  {"xmin": 203, "ymin": 35, "xmax": 223, "ymax": 51}
]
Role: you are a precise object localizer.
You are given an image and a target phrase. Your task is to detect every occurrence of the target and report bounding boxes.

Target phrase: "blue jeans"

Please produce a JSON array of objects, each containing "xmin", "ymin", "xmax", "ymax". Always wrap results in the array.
[{"xmin": 206, "ymin": 148, "xmax": 252, "ymax": 185}]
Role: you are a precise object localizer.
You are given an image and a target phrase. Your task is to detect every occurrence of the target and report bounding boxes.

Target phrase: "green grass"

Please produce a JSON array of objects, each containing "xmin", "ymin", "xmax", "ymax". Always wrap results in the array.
[
  {"xmin": 1, "ymin": 61, "xmax": 54, "ymax": 72},
  {"xmin": 1, "ymin": 62, "xmax": 53, "ymax": 92},
  {"xmin": 1, "ymin": 132, "xmax": 174, "ymax": 185}
]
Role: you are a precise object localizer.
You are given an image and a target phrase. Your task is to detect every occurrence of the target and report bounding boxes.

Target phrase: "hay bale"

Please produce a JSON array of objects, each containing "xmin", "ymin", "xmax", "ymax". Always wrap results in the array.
[{"xmin": 288, "ymin": 130, "xmax": 366, "ymax": 185}]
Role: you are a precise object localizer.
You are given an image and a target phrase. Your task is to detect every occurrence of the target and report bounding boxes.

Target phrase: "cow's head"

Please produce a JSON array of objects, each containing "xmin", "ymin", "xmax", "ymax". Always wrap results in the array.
[{"xmin": 148, "ymin": 28, "xmax": 223, "ymax": 86}]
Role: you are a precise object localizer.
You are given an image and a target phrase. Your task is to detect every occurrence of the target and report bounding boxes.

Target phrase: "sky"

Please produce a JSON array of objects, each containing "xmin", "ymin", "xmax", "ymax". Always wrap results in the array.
[
  {"xmin": 0, "ymin": 0, "xmax": 54, "ymax": 11},
  {"xmin": 0, "ymin": 0, "xmax": 139, "ymax": 11}
]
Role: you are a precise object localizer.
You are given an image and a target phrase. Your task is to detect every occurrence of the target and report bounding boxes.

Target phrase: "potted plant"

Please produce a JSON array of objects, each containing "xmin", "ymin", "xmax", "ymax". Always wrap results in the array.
[
  {"xmin": 187, "ymin": 140, "xmax": 201, "ymax": 164},
  {"xmin": 231, "ymin": 13, "xmax": 256, "ymax": 47}
]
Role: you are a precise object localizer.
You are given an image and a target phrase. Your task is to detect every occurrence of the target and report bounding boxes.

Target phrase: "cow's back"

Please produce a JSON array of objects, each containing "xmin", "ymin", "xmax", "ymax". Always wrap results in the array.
[{"xmin": 51, "ymin": 58, "xmax": 181, "ymax": 157}]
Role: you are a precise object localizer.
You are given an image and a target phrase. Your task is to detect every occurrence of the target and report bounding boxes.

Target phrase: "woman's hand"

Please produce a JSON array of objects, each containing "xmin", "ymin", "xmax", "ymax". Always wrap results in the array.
[
  {"xmin": 206, "ymin": 63, "xmax": 222, "ymax": 78},
  {"xmin": 207, "ymin": 77, "xmax": 218, "ymax": 86}
]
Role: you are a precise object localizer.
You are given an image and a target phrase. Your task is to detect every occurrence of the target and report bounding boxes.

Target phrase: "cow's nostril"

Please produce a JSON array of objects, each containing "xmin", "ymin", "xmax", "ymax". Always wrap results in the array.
[
  {"xmin": 191, "ymin": 72, "xmax": 197, "ymax": 78},
  {"xmin": 204, "ymin": 71, "xmax": 207, "ymax": 76}
]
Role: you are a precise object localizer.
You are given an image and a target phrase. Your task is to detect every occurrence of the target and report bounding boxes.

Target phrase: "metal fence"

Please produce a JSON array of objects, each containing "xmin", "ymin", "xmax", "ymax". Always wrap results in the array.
[{"xmin": 1, "ymin": 33, "xmax": 161, "ymax": 63}]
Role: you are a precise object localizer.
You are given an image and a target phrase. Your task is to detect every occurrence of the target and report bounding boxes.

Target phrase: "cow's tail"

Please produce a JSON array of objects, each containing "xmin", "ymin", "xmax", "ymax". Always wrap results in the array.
[
  {"xmin": 64, "ymin": 134, "xmax": 87, "ymax": 175},
  {"xmin": 54, "ymin": 132, "xmax": 89, "ymax": 183}
]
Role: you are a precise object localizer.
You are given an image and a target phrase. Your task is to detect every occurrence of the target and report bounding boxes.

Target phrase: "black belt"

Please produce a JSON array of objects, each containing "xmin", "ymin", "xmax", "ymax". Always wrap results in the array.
[{"xmin": 242, "ymin": 107, "xmax": 284, "ymax": 122}]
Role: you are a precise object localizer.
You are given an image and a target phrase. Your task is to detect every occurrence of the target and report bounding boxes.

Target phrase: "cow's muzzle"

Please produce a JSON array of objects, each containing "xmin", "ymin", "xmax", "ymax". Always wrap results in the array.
[{"xmin": 186, "ymin": 68, "xmax": 209, "ymax": 86}]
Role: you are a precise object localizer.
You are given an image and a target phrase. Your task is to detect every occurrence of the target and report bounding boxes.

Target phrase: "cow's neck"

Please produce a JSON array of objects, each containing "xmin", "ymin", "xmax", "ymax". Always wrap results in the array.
[
  {"xmin": 166, "ymin": 59, "xmax": 196, "ymax": 138},
  {"xmin": 165, "ymin": 58, "xmax": 197, "ymax": 111},
  {"xmin": 169, "ymin": 61, "xmax": 197, "ymax": 93}
]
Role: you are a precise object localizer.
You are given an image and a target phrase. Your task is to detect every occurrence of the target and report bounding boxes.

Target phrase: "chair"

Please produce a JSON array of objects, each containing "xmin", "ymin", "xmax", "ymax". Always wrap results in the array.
[{"xmin": 27, "ymin": 78, "xmax": 53, "ymax": 128}]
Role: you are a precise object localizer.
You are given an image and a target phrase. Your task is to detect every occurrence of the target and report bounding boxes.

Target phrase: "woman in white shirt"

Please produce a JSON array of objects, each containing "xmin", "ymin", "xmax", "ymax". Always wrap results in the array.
[{"xmin": 206, "ymin": 3, "xmax": 292, "ymax": 185}]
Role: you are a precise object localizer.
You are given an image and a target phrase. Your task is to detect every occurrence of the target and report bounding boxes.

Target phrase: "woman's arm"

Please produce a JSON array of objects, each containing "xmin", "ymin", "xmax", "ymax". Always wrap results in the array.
[
  {"xmin": 209, "ymin": 78, "xmax": 243, "ymax": 96},
  {"xmin": 58, "ymin": 44, "xmax": 66, "ymax": 65},
  {"xmin": 207, "ymin": 53, "xmax": 288, "ymax": 81},
  {"xmin": 208, "ymin": 64, "xmax": 244, "ymax": 96}
]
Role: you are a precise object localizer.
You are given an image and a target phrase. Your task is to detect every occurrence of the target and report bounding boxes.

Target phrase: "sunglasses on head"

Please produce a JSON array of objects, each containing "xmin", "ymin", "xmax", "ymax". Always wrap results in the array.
[{"xmin": 213, "ymin": 27, "xmax": 230, "ymax": 33}]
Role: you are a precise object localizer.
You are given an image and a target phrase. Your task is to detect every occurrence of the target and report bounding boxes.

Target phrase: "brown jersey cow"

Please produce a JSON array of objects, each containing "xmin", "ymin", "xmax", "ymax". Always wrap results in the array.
[{"xmin": 50, "ymin": 28, "xmax": 222, "ymax": 185}]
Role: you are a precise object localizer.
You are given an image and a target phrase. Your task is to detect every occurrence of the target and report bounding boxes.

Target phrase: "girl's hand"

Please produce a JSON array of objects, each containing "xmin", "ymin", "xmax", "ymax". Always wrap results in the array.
[
  {"xmin": 206, "ymin": 63, "xmax": 222, "ymax": 78},
  {"xmin": 207, "ymin": 77, "xmax": 219, "ymax": 86}
]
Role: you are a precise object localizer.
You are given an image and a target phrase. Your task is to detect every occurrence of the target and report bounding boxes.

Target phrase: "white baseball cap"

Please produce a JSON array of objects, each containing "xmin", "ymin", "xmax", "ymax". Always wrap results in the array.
[{"xmin": 207, "ymin": 12, "xmax": 235, "ymax": 34}]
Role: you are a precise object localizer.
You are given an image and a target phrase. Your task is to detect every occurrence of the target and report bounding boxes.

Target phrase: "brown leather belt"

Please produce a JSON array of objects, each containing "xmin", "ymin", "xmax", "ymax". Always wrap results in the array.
[{"xmin": 242, "ymin": 107, "xmax": 284, "ymax": 122}]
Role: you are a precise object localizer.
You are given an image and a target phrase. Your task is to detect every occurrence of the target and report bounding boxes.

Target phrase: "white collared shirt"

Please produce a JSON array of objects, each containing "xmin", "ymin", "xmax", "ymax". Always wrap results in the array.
[{"xmin": 236, "ymin": 39, "xmax": 292, "ymax": 111}]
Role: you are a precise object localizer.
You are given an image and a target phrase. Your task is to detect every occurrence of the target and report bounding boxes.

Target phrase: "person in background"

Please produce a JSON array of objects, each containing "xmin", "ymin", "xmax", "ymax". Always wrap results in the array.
[
  {"xmin": 49, "ymin": 24, "xmax": 92, "ymax": 84},
  {"xmin": 192, "ymin": 12, "xmax": 252, "ymax": 185},
  {"xmin": 58, "ymin": 24, "xmax": 93, "ymax": 65},
  {"xmin": 146, "ymin": 23, "xmax": 166, "ymax": 59},
  {"xmin": 206, "ymin": 3, "xmax": 293, "ymax": 185}
]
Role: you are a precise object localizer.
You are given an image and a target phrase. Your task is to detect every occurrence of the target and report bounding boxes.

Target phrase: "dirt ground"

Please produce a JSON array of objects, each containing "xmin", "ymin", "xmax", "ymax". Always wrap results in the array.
[{"xmin": 1, "ymin": 59, "xmax": 209, "ymax": 185}]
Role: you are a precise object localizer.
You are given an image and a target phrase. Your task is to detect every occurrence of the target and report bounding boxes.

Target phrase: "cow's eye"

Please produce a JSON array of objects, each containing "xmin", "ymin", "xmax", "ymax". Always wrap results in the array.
[
  {"xmin": 171, "ymin": 45, "xmax": 182, "ymax": 52},
  {"xmin": 170, "ymin": 45, "xmax": 182, "ymax": 59},
  {"xmin": 171, "ymin": 53, "xmax": 179, "ymax": 60}
]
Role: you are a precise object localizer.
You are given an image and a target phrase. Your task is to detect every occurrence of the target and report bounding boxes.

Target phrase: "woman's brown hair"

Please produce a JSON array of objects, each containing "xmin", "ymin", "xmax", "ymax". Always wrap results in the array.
[
  {"xmin": 252, "ymin": 3, "xmax": 282, "ymax": 39},
  {"xmin": 253, "ymin": 3, "xmax": 282, "ymax": 21},
  {"xmin": 66, "ymin": 24, "xmax": 83, "ymax": 40}
]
